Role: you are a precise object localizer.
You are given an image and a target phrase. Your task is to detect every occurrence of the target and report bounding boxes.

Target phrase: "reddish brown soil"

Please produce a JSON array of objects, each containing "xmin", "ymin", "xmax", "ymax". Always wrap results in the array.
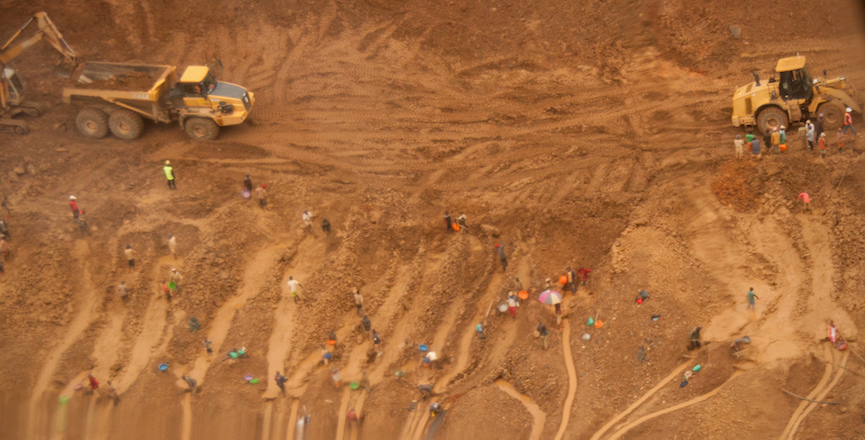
[{"xmin": 1, "ymin": 0, "xmax": 865, "ymax": 439}]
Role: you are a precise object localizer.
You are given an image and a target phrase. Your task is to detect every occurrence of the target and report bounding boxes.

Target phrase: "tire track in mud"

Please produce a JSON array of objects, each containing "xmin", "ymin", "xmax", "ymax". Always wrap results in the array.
[
  {"xmin": 782, "ymin": 348, "xmax": 849, "ymax": 440},
  {"xmin": 432, "ymin": 268, "xmax": 501, "ymax": 393},
  {"xmin": 588, "ymin": 360, "xmax": 692, "ymax": 440},
  {"xmin": 553, "ymin": 317, "xmax": 577, "ymax": 440},
  {"xmin": 604, "ymin": 373, "xmax": 740, "ymax": 440},
  {"xmin": 494, "ymin": 380, "xmax": 547, "ymax": 440},
  {"xmin": 178, "ymin": 244, "xmax": 284, "ymax": 440},
  {"xmin": 778, "ymin": 345, "xmax": 833, "ymax": 440},
  {"xmin": 27, "ymin": 241, "xmax": 101, "ymax": 440},
  {"xmin": 262, "ymin": 236, "xmax": 326, "ymax": 399},
  {"xmin": 347, "ymin": 389, "xmax": 367, "ymax": 440},
  {"xmin": 113, "ymin": 254, "xmax": 177, "ymax": 394}
]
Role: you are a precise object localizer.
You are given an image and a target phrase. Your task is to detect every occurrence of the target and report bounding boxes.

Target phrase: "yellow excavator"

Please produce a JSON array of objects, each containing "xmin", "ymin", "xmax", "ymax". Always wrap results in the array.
[{"xmin": 1, "ymin": 12, "xmax": 77, "ymax": 135}]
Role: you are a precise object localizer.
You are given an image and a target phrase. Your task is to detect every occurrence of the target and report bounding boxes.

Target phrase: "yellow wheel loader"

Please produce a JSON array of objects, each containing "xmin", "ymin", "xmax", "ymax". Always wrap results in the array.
[{"xmin": 731, "ymin": 55, "xmax": 861, "ymax": 135}]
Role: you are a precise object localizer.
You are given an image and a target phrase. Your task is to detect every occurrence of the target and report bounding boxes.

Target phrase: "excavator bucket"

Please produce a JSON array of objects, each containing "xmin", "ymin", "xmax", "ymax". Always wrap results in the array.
[{"xmin": 53, "ymin": 58, "xmax": 77, "ymax": 78}]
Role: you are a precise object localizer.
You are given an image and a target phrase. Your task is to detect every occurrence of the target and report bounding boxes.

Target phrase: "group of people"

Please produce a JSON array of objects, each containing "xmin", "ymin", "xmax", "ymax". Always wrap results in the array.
[{"xmin": 734, "ymin": 108, "xmax": 859, "ymax": 160}]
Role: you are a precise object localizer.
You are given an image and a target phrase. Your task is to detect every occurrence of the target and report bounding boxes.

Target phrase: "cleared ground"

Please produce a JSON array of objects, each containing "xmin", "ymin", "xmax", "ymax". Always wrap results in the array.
[{"xmin": 1, "ymin": 1, "xmax": 864, "ymax": 439}]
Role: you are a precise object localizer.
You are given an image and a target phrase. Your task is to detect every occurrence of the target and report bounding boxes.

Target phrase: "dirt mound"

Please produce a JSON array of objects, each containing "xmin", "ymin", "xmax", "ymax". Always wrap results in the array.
[{"xmin": 81, "ymin": 71, "xmax": 155, "ymax": 91}]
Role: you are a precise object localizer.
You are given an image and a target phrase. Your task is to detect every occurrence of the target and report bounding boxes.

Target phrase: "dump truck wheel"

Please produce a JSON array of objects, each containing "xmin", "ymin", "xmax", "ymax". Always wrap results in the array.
[
  {"xmin": 109, "ymin": 110, "xmax": 145, "ymax": 140},
  {"xmin": 818, "ymin": 101, "xmax": 844, "ymax": 131},
  {"xmin": 76, "ymin": 108, "xmax": 109, "ymax": 139},
  {"xmin": 756, "ymin": 106, "xmax": 788, "ymax": 135},
  {"xmin": 184, "ymin": 117, "xmax": 219, "ymax": 141}
]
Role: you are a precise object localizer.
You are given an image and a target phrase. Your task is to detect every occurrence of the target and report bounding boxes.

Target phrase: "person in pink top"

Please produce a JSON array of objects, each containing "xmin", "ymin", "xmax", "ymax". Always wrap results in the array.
[{"xmin": 797, "ymin": 191, "xmax": 811, "ymax": 214}]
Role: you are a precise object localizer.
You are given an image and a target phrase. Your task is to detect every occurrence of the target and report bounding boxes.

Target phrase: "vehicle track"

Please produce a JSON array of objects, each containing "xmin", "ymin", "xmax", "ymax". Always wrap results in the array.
[
  {"xmin": 494, "ymin": 380, "xmax": 547, "ymax": 440},
  {"xmin": 553, "ymin": 317, "xmax": 577, "ymax": 440},
  {"xmin": 604, "ymin": 374, "xmax": 739, "ymax": 440},
  {"xmin": 588, "ymin": 361, "xmax": 692, "ymax": 440},
  {"xmin": 782, "ymin": 348, "xmax": 849, "ymax": 440},
  {"xmin": 27, "ymin": 241, "xmax": 101, "ymax": 440}
]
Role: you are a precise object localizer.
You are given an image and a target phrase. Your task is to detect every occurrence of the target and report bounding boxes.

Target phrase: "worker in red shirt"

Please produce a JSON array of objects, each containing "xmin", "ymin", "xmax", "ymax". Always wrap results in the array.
[
  {"xmin": 797, "ymin": 191, "xmax": 811, "ymax": 214},
  {"xmin": 69, "ymin": 196, "xmax": 79, "ymax": 219},
  {"xmin": 88, "ymin": 374, "xmax": 99, "ymax": 392},
  {"xmin": 577, "ymin": 266, "xmax": 592, "ymax": 291},
  {"xmin": 842, "ymin": 107, "xmax": 858, "ymax": 136}
]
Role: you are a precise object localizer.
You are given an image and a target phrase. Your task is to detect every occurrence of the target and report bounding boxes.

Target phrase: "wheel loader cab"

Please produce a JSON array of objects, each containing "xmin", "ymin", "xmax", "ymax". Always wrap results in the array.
[{"xmin": 775, "ymin": 57, "xmax": 813, "ymax": 101}]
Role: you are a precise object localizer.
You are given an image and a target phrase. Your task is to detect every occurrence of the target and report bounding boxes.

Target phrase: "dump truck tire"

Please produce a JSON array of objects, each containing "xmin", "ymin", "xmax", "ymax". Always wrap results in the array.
[
  {"xmin": 109, "ymin": 109, "xmax": 145, "ymax": 140},
  {"xmin": 818, "ymin": 101, "xmax": 845, "ymax": 131},
  {"xmin": 184, "ymin": 117, "xmax": 219, "ymax": 141},
  {"xmin": 756, "ymin": 106, "xmax": 788, "ymax": 135},
  {"xmin": 76, "ymin": 108, "xmax": 109, "ymax": 139}
]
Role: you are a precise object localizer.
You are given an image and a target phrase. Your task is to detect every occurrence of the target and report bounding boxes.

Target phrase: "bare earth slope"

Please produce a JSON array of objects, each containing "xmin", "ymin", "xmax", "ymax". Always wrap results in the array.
[{"xmin": 0, "ymin": 0, "xmax": 864, "ymax": 439}]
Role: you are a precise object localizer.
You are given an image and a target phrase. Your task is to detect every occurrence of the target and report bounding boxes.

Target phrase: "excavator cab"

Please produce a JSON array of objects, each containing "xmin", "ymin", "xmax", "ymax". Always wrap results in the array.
[{"xmin": 2, "ymin": 67, "xmax": 24, "ymax": 105}]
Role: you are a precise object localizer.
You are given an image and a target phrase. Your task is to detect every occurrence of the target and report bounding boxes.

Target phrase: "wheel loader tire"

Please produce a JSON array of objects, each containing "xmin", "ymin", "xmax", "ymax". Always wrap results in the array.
[
  {"xmin": 184, "ymin": 117, "xmax": 219, "ymax": 141},
  {"xmin": 109, "ymin": 109, "xmax": 145, "ymax": 140},
  {"xmin": 76, "ymin": 108, "xmax": 109, "ymax": 139},
  {"xmin": 817, "ymin": 101, "xmax": 845, "ymax": 131},
  {"xmin": 756, "ymin": 106, "xmax": 788, "ymax": 135}
]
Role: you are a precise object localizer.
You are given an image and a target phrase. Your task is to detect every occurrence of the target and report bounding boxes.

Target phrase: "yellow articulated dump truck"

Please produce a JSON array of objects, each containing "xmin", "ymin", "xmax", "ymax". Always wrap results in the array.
[
  {"xmin": 63, "ymin": 62, "xmax": 253, "ymax": 141},
  {"xmin": 731, "ymin": 55, "xmax": 861, "ymax": 135}
]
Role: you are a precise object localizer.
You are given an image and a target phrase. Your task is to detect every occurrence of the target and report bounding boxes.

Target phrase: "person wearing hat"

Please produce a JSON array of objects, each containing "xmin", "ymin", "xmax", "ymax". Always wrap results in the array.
[
  {"xmin": 506, "ymin": 292, "xmax": 519, "ymax": 318},
  {"xmin": 770, "ymin": 126, "xmax": 781, "ymax": 154},
  {"xmin": 818, "ymin": 132, "xmax": 828, "ymax": 158},
  {"xmin": 69, "ymin": 195, "xmax": 79, "ymax": 219},
  {"xmin": 805, "ymin": 120, "xmax": 815, "ymax": 150},
  {"xmin": 495, "ymin": 243, "xmax": 508, "ymax": 271},
  {"xmin": 733, "ymin": 134, "xmax": 744, "ymax": 161},
  {"xmin": 163, "ymin": 160, "xmax": 176, "ymax": 190},
  {"xmin": 169, "ymin": 268, "xmax": 183, "ymax": 293},
  {"xmin": 842, "ymin": 107, "xmax": 858, "ymax": 136},
  {"xmin": 779, "ymin": 125, "xmax": 787, "ymax": 144},
  {"xmin": 255, "ymin": 184, "xmax": 267, "ymax": 207}
]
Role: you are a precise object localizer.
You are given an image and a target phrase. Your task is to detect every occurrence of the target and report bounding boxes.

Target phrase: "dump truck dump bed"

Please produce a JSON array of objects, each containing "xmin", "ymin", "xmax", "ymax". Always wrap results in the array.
[{"xmin": 62, "ymin": 62, "xmax": 177, "ymax": 122}]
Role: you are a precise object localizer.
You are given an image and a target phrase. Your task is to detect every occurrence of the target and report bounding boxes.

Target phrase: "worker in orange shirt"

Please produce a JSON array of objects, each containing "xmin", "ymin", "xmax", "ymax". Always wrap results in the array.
[{"xmin": 842, "ymin": 107, "xmax": 858, "ymax": 136}]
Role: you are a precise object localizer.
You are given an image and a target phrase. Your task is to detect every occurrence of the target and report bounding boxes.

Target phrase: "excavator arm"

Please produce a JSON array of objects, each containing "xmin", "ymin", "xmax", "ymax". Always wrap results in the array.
[{"xmin": 0, "ymin": 12, "xmax": 77, "ymax": 68}]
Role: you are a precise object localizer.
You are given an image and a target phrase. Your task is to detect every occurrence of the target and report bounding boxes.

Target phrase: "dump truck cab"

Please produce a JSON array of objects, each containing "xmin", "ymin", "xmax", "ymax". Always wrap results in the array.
[
  {"xmin": 173, "ymin": 66, "xmax": 254, "ymax": 137},
  {"xmin": 731, "ymin": 55, "xmax": 861, "ymax": 135}
]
